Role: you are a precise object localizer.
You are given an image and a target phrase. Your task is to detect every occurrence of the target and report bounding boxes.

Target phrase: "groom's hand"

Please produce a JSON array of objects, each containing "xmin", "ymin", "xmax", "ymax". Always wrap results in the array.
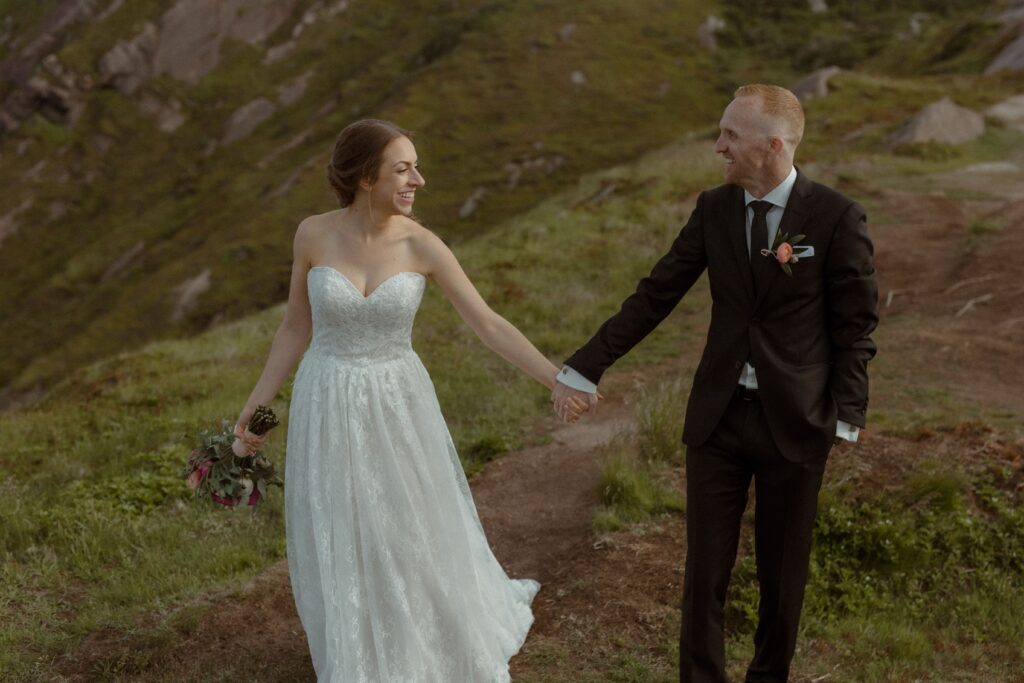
[{"xmin": 551, "ymin": 382, "xmax": 599, "ymax": 423}]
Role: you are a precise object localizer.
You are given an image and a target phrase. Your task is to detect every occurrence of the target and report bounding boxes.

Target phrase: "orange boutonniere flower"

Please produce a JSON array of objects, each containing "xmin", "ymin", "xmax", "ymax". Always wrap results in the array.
[{"xmin": 760, "ymin": 231, "xmax": 806, "ymax": 277}]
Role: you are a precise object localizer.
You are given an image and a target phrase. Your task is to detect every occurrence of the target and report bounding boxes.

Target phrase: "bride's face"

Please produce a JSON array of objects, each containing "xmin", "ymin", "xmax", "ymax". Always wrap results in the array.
[{"xmin": 368, "ymin": 136, "xmax": 425, "ymax": 217}]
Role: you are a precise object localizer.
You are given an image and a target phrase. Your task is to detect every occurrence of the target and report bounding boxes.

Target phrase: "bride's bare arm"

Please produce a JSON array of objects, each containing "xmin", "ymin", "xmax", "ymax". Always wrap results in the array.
[
  {"xmin": 417, "ymin": 229, "xmax": 559, "ymax": 390},
  {"xmin": 235, "ymin": 220, "xmax": 316, "ymax": 434}
]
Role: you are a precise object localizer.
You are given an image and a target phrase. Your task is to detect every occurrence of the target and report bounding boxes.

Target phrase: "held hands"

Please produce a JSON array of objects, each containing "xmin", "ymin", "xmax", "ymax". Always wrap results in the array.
[{"xmin": 550, "ymin": 382, "xmax": 601, "ymax": 423}]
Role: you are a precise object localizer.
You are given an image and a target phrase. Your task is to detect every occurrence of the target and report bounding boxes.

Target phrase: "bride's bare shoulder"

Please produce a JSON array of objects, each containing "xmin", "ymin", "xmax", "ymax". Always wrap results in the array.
[
  {"xmin": 293, "ymin": 209, "xmax": 342, "ymax": 263},
  {"xmin": 401, "ymin": 217, "xmax": 445, "ymax": 249}
]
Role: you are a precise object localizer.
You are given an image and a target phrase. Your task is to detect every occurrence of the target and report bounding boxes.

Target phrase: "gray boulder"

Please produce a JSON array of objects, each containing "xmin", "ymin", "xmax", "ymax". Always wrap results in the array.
[
  {"xmin": 222, "ymin": 97, "xmax": 276, "ymax": 145},
  {"xmin": 789, "ymin": 66, "xmax": 840, "ymax": 102},
  {"xmin": 696, "ymin": 15, "xmax": 725, "ymax": 53},
  {"xmin": 887, "ymin": 97, "xmax": 984, "ymax": 146},
  {"xmin": 986, "ymin": 93, "xmax": 1024, "ymax": 131},
  {"xmin": 138, "ymin": 94, "xmax": 186, "ymax": 132},
  {"xmin": 98, "ymin": 22, "xmax": 157, "ymax": 94},
  {"xmin": 278, "ymin": 70, "xmax": 313, "ymax": 107},
  {"xmin": 172, "ymin": 268, "xmax": 211, "ymax": 322}
]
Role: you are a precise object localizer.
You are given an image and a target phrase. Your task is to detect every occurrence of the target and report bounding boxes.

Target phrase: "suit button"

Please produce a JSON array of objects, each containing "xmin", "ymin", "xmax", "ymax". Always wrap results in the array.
[
  {"xmin": 734, "ymin": 361, "xmax": 742, "ymax": 369},
  {"xmin": 752, "ymin": 317, "xmax": 761, "ymax": 323}
]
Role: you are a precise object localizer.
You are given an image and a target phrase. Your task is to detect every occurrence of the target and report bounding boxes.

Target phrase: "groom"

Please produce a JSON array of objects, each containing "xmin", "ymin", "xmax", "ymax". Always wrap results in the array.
[{"xmin": 553, "ymin": 84, "xmax": 878, "ymax": 682}]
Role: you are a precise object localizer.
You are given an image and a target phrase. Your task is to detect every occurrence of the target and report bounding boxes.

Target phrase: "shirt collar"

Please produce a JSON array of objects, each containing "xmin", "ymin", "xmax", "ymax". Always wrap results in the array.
[{"xmin": 744, "ymin": 166, "xmax": 797, "ymax": 210}]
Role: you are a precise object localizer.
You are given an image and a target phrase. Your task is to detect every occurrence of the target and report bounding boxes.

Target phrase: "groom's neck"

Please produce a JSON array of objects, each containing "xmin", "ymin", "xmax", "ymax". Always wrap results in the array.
[{"xmin": 743, "ymin": 162, "xmax": 793, "ymax": 199}]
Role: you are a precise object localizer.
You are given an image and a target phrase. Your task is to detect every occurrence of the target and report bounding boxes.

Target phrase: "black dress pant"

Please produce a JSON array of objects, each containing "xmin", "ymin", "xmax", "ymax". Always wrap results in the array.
[{"xmin": 679, "ymin": 388, "xmax": 827, "ymax": 683}]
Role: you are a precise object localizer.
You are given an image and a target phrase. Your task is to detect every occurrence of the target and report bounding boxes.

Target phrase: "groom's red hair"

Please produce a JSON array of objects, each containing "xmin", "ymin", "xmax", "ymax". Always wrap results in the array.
[{"xmin": 734, "ymin": 84, "xmax": 805, "ymax": 147}]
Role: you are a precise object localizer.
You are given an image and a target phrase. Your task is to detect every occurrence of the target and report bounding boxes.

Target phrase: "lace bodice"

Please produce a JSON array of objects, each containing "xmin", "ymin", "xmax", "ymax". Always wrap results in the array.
[{"xmin": 306, "ymin": 267, "xmax": 425, "ymax": 363}]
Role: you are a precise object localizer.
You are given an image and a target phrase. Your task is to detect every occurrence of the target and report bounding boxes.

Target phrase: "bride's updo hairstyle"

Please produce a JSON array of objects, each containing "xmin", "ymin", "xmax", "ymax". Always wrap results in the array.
[{"xmin": 327, "ymin": 119, "xmax": 412, "ymax": 207}]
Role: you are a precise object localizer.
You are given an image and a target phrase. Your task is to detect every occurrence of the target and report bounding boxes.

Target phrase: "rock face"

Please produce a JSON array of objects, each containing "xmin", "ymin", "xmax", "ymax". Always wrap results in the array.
[
  {"xmin": 98, "ymin": 23, "xmax": 158, "ymax": 94},
  {"xmin": 789, "ymin": 66, "xmax": 841, "ymax": 102},
  {"xmin": 987, "ymin": 34, "xmax": 1024, "ymax": 74},
  {"xmin": 986, "ymin": 93, "xmax": 1024, "ymax": 132},
  {"xmin": 153, "ymin": 0, "xmax": 299, "ymax": 83},
  {"xmin": 222, "ymin": 97, "xmax": 276, "ymax": 145},
  {"xmin": 887, "ymin": 98, "xmax": 985, "ymax": 146}
]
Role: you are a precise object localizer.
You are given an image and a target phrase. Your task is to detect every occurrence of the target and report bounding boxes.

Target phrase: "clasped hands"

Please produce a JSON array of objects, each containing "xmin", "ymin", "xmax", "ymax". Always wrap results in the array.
[{"xmin": 550, "ymin": 382, "xmax": 601, "ymax": 423}]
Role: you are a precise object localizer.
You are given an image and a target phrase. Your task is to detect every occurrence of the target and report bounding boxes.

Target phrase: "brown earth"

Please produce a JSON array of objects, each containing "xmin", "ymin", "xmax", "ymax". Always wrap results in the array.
[{"xmin": 52, "ymin": 161, "xmax": 1024, "ymax": 682}]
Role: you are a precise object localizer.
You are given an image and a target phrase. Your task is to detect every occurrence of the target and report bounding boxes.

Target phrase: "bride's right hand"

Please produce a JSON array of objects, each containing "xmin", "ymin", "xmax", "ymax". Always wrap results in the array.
[{"xmin": 234, "ymin": 405, "xmax": 269, "ymax": 452}]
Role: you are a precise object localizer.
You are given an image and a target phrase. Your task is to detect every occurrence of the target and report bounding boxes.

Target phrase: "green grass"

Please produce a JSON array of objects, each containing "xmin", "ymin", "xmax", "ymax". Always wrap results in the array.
[
  {"xmin": 592, "ymin": 376, "xmax": 692, "ymax": 534},
  {"xmin": 721, "ymin": 467, "xmax": 1024, "ymax": 680}
]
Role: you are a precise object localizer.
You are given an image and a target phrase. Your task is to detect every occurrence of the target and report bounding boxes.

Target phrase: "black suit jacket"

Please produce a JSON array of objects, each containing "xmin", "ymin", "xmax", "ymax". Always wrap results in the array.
[{"xmin": 566, "ymin": 171, "xmax": 879, "ymax": 462}]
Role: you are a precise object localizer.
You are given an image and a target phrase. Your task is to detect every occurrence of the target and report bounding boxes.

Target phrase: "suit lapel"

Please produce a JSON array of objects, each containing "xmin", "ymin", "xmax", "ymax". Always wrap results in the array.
[
  {"xmin": 752, "ymin": 170, "xmax": 814, "ymax": 312},
  {"xmin": 726, "ymin": 185, "xmax": 756, "ymax": 305}
]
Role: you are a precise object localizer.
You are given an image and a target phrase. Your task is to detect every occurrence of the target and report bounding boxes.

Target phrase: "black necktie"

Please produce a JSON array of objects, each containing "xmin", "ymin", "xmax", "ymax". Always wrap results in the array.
[{"xmin": 749, "ymin": 200, "xmax": 773, "ymax": 287}]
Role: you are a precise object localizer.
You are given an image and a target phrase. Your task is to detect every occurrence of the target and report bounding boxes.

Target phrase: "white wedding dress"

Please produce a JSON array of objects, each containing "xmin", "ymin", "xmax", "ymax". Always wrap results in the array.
[{"xmin": 285, "ymin": 266, "xmax": 539, "ymax": 683}]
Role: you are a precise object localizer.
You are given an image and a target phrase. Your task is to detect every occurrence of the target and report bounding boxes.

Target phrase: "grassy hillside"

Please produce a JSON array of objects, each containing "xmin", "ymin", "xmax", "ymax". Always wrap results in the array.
[
  {"xmin": 0, "ymin": 0, "xmax": 726, "ymax": 398},
  {"xmin": 1, "ymin": 0, "xmax": 1011, "ymax": 403}
]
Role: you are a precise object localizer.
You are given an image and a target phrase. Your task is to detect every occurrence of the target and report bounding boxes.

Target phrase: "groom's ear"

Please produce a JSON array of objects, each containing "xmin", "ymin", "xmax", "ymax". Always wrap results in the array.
[{"xmin": 768, "ymin": 135, "xmax": 785, "ymax": 154}]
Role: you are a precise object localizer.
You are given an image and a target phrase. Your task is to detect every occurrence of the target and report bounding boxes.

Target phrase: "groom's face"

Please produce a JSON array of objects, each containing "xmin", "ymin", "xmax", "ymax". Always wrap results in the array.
[{"xmin": 714, "ymin": 96, "xmax": 774, "ymax": 191}]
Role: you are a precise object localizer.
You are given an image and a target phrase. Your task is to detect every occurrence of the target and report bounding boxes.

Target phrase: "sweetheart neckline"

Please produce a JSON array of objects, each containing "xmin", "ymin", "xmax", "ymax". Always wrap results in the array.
[{"xmin": 309, "ymin": 266, "xmax": 425, "ymax": 299}]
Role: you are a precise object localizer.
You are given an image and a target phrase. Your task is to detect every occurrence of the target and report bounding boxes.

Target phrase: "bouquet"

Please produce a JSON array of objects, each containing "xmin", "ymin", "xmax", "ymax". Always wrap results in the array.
[{"xmin": 183, "ymin": 405, "xmax": 283, "ymax": 508}]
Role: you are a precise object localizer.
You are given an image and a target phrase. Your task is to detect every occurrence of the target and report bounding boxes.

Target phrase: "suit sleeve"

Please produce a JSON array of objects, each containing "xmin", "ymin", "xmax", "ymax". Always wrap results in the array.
[
  {"xmin": 826, "ymin": 201, "xmax": 879, "ymax": 428},
  {"xmin": 565, "ymin": 191, "xmax": 710, "ymax": 384}
]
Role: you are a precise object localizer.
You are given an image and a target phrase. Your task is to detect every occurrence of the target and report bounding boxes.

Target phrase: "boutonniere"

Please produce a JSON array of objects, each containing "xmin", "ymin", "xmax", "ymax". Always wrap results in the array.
[{"xmin": 760, "ymin": 232, "xmax": 813, "ymax": 277}]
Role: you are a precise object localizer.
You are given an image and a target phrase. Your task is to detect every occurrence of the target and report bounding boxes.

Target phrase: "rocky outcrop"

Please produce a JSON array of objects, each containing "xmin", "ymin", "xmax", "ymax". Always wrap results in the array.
[
  {"xmin": 696, "ymin": 15, "xmax": 725, "ymax": 53},
  {"xmin": 172, "ymin": 268, "xmax": 212, "ymax": 322},
  {"xmin": 152, "ymin": 0, "xmax": 300, "ymax": 84},
  {"xmin": 222, "ymin": 98, "xmax": 276, "ymax": 145},
  {"xmin": 887, "ymin": 98, "xmax": 984, "ymax": 146},
  {"xmin": 98, "ymin": 23, "xmax": 158, "ymax": 94},
  {"xmin": 102, "ymin": 240, "xmax": 146, "ymax": 282},
  {"xmin": 277, "ymin": 70, "xmax": 313, "ymax": 107},
  {"xmin": 138, "ymin": 94, "xmax": 187, "ymax": 132},
  {"xmin": 986, "ymin": 93, "xmax": 1024, "ymax": 132},
  {"xmin": 0, "ymin": 198, "xmax": 34, "ymax": 249},
  {"xmin": 790, "ymin": 66, "xmax": 840, "ymax": 102},
  {"xmin": 459, "ymin": 187, "xmax": 486, "ymax": 219},
  {"xmin": 504, "ymin": 154, "xmax": 565, "ymax": 189}
]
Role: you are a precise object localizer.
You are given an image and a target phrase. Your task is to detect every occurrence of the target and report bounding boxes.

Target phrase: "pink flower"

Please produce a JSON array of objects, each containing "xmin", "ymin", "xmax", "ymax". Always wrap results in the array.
[
  {"xmin": 775, "ymin": 242, "xmax": 794, "ymax": 263},
  {"xmin": 187, "ymin": 461, "xmax": 212, "ymax": 491},
  {"xmin": 211, "ymin": 493, "xmax": 239, "ymax": 508},
  {"xmin": 247, "ymin": 487, "xmax": 262, "ymax": 506}
]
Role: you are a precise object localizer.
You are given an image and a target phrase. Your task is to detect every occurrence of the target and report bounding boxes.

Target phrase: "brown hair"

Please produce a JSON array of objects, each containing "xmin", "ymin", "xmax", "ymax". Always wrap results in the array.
[
  {"xmin": 326, "ymin": 119, "xmax": 412, "ymax": 207},
  {"xmin": 734, "ymin": 84, "xmax": 805, "ymax": 146}
]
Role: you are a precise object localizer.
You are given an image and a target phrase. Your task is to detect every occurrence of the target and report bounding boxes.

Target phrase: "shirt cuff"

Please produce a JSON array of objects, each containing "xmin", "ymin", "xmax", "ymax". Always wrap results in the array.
[
  {"xmin": 836, "ymin": 420, "xmax": 860, "ymax": 443},
  {"xmin": 555, "ymin": 365, "xmax": 598, "ymax": 394}
]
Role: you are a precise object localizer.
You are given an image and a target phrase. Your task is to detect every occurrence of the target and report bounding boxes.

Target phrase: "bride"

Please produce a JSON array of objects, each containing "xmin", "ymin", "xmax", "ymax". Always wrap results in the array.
[{"xmin": 234, "ymin": 119, "xmax": 578, "ymax": 682}]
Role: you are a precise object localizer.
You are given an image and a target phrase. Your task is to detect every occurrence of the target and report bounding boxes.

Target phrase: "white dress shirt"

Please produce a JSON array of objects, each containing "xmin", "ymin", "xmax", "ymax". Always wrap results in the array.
[{"xmin": 557, "ymin": 166, "xmax": 859, "ymax": 442}]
